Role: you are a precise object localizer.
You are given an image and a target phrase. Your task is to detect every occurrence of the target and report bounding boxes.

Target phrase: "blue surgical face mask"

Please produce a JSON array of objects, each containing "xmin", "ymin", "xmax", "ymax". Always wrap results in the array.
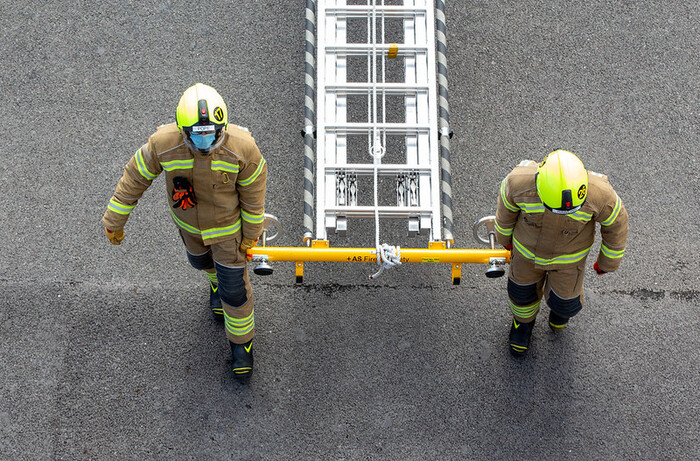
[{"xmin": 191, "ymin": 133, "xmax": 216, "ymax": 150}]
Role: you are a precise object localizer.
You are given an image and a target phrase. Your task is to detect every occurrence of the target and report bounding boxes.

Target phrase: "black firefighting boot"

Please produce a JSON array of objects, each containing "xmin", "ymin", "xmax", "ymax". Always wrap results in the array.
[
  {"xmin": 509, "ymin": 317, "xmax": 535, "ymax": 357},
  {"xmin": 210, "ymin": 283, "xmax": 224, "ymax": 321},
  {"xmin": 548, "ymin": 310, "xmax": 569, "ymax": 331},
  {"xmin": 231, "ymin": 340, "xmax": 254, "ymax": 379}
]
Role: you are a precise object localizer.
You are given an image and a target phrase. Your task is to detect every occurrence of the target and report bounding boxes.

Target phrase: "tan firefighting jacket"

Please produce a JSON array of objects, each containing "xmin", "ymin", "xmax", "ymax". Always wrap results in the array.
[
  {"xmin": 495, "ymin": 162, "xmax": 628, "ymax": 272},
  {"xmin": 102, "ymin": 123, "xmax": 267, "ymax": 246}
]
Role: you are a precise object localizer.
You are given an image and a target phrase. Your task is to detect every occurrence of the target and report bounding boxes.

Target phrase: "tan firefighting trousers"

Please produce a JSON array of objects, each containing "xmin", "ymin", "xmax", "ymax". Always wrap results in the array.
[
  {"xmin": 179, "ymin": 230, "xmax": 254, "ymax": 344},
  {"xmin": 508, "ymin": 250, "xmax": 586, "ymax": 323}
]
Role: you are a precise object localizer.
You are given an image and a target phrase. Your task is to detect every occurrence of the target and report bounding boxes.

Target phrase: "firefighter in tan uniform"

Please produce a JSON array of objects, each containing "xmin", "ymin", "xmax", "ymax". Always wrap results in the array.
[
  {"xmin": 495, "ymin": 150, "xmax": 628, "ymax": 356},
  {"xmin": 102, "ymin": 83, "xmax": 267, "ymax": 379}
]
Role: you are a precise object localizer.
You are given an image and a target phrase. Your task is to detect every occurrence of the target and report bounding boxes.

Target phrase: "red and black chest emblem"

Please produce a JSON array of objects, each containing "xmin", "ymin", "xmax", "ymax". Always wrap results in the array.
[{"xmin": 172, "ymin": 177, "xmax": 197, "ymax": 210}]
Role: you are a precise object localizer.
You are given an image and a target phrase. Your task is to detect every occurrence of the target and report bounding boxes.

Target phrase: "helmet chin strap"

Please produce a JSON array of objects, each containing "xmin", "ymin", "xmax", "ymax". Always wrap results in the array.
[{"xmin": 205, "ymin": 130, "xmax": 225, "ymax": 152}]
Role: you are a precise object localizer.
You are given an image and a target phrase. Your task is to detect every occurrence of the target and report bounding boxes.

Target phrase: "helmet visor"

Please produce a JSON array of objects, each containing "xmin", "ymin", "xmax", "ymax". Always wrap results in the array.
[
  {"xmin": 547, "ymin": 204, "xmax": 582, "ymax": 215},
  {"xmin": 187, "ymin": 124, "xmax": 216, "ymax": 135},
  {"xmin": 543, "ymin": 189, "xmax": 583, "ymax": 214},
  {"xmin": 184, "ymin": 124, "xmax": 220, "ymax": 151}
]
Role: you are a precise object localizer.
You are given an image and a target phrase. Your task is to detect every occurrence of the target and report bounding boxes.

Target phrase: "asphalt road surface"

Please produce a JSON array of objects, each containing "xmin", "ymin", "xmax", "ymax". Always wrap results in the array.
[{"xmin": 1, "ymin": 1, "xmax": 698, "ymax": 459}]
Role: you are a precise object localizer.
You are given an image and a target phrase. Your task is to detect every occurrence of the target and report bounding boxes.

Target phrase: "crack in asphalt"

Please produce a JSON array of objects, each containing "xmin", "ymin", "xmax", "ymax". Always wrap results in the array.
[
  {"xmin": 0, "ymin": 279, "xmax": 698, "ymax": 303},
  {"xmin": 612, "ymin": 289, "xmax": 699, "ymax": 302}
]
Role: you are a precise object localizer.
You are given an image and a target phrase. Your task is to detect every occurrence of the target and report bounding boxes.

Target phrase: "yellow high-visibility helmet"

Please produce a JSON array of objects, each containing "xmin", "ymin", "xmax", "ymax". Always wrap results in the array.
[
  {"xmin": 176, "ymin": 83, "xmax": 228, "ymax": 153},
  {"xmin": 536, "ymin": 150, "xmax": 588, "ymax": 213}
]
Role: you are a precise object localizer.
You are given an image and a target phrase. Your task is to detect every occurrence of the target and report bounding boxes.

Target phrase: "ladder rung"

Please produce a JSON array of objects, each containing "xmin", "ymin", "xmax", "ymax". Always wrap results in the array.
[
  {"xmin": 325, "ymin": 123, "xmax": 430, "ymax": 135},
  {"xmin": 325, "ymin": 6, "xmax": 427, "ymax": 19},
  {"xmin": 325, "ymin": 207, "xmax": 433, "ymax": 218},
  {"xmin": 325, "ymin": 45, "xmax": 428, "ymax": 56},
  {"xmin": 325, "ymin": 83, "xmax": 430, "ymax": 95},
  {"xmin": 326, "ymin": 165, "xmax": 432, "ymax": 175}
]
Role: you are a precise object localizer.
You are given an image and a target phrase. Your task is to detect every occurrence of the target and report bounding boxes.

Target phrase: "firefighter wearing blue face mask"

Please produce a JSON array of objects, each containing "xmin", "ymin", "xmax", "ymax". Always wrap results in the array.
[
  {"xmin": 103, "ymin": 83, "xmax": 267, "ymax": 380},
  {"xmin": 176, "ymin": 83, "xmax": 228, "ymax": 153}
]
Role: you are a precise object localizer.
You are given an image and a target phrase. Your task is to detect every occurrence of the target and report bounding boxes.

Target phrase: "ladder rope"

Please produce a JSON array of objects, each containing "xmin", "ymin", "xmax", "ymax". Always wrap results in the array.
[
  {"xmin": 369, "ymin": 243, "xmax": 402, "ymax": 280},
  {"xmin": 368, "ymin": 0, "xmax": 400, "ymax": 279}
]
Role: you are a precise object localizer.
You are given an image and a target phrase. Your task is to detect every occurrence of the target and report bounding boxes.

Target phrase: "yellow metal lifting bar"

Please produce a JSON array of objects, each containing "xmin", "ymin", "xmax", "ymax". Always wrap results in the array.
[
  {"xmin": 246, "ymin": 215, "xmax": 509, "ymax": 285},
  {"xmin": 247, "ymin": 244, "xmax": 510, "ymax": 285},
  {"xmin": 249, "ymin": 244, "xmax": 509, "ymax": 264}
]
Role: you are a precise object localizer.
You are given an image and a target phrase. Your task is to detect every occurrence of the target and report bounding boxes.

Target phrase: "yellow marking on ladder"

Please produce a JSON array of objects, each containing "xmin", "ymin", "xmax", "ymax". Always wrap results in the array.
[{"xmin": 388, "ymin": 43, "xmax": 399, "ymax": 59}]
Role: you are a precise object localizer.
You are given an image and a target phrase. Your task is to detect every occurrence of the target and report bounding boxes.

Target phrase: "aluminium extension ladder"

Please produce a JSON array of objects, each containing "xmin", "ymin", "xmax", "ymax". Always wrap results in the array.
[
  {"xmin": 316, "ymin": 0, "xmax": 440, "ymax": 241},
  {"xmin": 247, "ymin": 0, "xmax": 510, "ymax": 283}
]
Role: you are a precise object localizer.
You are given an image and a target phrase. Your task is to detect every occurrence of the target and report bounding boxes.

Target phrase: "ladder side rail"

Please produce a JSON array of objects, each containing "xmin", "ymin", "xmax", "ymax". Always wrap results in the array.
[
  {"xmin": 317, "ymin": 1, "xmax": 351, "ymax": 239},
  {"xmin": 424, "ymin": 1, "xmax": 442, "ymax": 241},
  {"xmin": 334, "ymin": 5, "xmax": 349, "ymax": 237},
  {"xmin": 405, "ymin": 2, "xmax": 432, "ymax": 236},
  {"xmin": 303, "ymin": 0, "xmax": 317, "ymax": 244},
  {"xmin": 334, "ymin": 37, "xmax": 348, "ymax": 237},
  {"xmin": 370, "ymin": 0, "xmax": 381, "ymax": 250},
  {"xmin": 315, "ymin": 1, "xmax": 329, "ymax": 240},
  {"xmin": 404, "ymin": 1, "xmax": 441, "ymax": 239},
  {"xmin": 404, "ymin": 9, "xmax": 419, "ymax": 171},
  {"xmin": 436, "ymin": 0, "xmax": 455, "ymax": 244},
  {"xmin": 317, "ymin": 1, "xmax": 346, "ymax": 240}
]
